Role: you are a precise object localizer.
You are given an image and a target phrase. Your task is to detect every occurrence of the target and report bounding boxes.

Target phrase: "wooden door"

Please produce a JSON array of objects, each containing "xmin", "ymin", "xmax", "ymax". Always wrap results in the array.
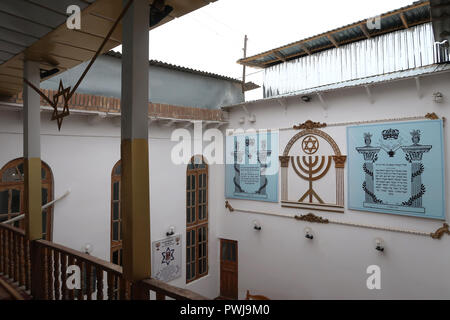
[{"xmin": 220, "ymin": 239, "xmax": 238, "ymax": 299}]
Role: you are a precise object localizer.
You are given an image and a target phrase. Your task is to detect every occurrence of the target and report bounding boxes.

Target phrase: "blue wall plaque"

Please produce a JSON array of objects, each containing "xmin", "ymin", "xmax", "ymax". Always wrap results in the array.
[
  {"xmin": 225, "ymin": 131, "xmax": 279, "ymax": 202},
  {"xmin": 347, "ymin": 120, "xmax": 446, "ymax": 220}
]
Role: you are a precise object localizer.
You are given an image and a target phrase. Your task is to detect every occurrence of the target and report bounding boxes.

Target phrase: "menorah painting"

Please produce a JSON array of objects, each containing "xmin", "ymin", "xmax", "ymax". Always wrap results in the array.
[
  {"xmin": 225, "ymin": 131, "xmax": 279, "ymax": 202},
  {"xmin": 280, "ymin": 124, "xmax": 347, "ymax": 213},
  {"xmin": 347, "ymin": 120, "xmax": 446, "ymax": 220}
]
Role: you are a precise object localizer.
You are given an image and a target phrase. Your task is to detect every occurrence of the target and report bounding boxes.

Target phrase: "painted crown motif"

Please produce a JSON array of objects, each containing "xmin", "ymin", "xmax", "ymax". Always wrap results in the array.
[{"xmin": 382, "ymin": 128, "xmax": 400, "ymax": 140}]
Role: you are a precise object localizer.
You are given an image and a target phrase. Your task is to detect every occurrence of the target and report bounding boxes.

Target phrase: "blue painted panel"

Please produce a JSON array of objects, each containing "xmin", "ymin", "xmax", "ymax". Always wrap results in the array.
[
  {"xmin": 225, "ymin": 131, "xmax": 279, "ymax": 202},
  {"xmin": 347, "ymin": 120, "xmax": 446, "ymax": 220}
]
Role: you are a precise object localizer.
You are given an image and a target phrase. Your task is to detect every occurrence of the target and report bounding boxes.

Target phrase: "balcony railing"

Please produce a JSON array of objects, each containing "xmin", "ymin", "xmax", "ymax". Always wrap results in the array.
[
  {"xmin": 0, "ymin": 223, "xmax": 30, "ymax": 292},
  {"xmin": 0, "ymin": 223, "xmax": 207, "ymax": 300}
]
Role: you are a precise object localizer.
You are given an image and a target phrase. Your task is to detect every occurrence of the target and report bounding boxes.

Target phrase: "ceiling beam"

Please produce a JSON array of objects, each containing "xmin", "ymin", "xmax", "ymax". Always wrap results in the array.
[
  {"xmin": 299, "ymin": 43, "xmax": 312, "ymax": 55},
  {"xmin": 400, "ymin": 12, "xmax": 409, "ymax": 28},
  {"xmin": 327, "ymin": 34, "xmax": 339, "ymax": 48},
  {"xmin": 359, "ymin": 23, "xmax": 371, "ymax": 38},
  {"xmin": 260, "ymin": 18, "xmax": 430, "ymax": 67},
  {"xmin": 273, "ymin": 51, "xmax": 287, "ymax": 62}
]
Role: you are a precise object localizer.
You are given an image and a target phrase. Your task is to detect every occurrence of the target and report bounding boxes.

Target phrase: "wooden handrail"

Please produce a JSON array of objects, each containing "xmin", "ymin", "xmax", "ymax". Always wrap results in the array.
[
  {"xmin": 0, "ymin": 222, "xmax": 25, "ymax": 235},
  {"xmin": 141, "ymin": 278, "xmax": 208, "ymax": 300},
  {"xmin": 35, "ymin": 239, "xmax": 122, "ymax": 276},
  {"xmin": 0, "ymin": 223, "xmax": 206, "ymax": 300},
  {"xmin": 0, "ymin": 276, "xmax": 25, "ymax": 300},
  {"xmin": 0, "ymin": 223, "xmax": 30, "ymax": 294},
  {"xmin": 34, "ymin": 239, "xmax": 209, "ymax": 300}
]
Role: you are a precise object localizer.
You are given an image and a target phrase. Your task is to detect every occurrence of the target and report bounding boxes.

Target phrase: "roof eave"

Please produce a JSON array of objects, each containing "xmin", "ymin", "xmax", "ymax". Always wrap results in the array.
[
  {"xmin": 238, "ymin": 1, "xmax": 431, "ymax": 68},
  {"xmin": 222, "ymin": 64, "xmax": 450, "ymax": 110}
]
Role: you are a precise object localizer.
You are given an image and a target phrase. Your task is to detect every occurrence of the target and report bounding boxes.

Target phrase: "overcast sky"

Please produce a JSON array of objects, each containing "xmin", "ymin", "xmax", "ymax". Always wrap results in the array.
[{"xmin": 114, "ymin": 0, "xmax": 414, "ymax": 100}]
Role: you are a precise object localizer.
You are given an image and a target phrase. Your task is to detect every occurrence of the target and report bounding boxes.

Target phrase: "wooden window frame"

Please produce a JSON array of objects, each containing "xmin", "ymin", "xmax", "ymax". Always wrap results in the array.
[
  {"xmin": 186, "ymin": 155, "xmax": 208, "ymax": 283},
  {"xmin": 0, "ymin": 158, "xmax": 54, "ymax": 240},
  {"xmin": 110, "ymin": 160, "xmax": 123, "ymax": 266},
  {"xmin": 186, "ymin": 227, "xmax": 196, "ymax": 282},
  {"xmin": 186, "ymin": 223, "xmax": 208, "ymax": 283}
]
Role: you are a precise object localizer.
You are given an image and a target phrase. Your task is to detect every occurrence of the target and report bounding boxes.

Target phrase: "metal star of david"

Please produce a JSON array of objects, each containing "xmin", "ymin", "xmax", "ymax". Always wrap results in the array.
[
  {"xmin": 302, "ymin": 135, "xmax": 319, "ymax": 154},
  {"xmin": 51, "ymin": 80, "xmax": 71, "ymax": 130}
]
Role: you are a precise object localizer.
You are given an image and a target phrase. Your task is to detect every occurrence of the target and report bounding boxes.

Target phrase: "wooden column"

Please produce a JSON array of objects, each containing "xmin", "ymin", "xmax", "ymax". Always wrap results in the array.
[
  {"xmin": 30, "ymin": 241, "xmax": 45, "ymax": 299},
  {"xmin": 23, "ymin": 60, "xmax": 42, "ymax": 241},
  {"xmin": 121, "ymin": 0, "xmax": 151, "ymax": 285}
]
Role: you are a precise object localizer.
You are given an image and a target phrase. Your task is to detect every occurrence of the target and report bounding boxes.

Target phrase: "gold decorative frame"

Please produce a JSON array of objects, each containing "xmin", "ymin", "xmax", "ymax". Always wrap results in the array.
[
  {"xmin": 293, "ymin": 120, "xmax": 327, "ymax": 130},
  {"xmin": 430, "ymin": 223, "xmax": 450, "ymax": 239},
  {"xmin": 225, "ymin": 200, "xmax": 235, "ymax": 212},
  {"xmin": 425, "ymin": 112, "xmax": 439, "ymax": 120},
  {"xmin": 294, "ymin": 213, "xmax": 329, "ymax": 224},
  {"xmin": 280, "ymin": 127, "xmax": 346, "ymax": 213}
]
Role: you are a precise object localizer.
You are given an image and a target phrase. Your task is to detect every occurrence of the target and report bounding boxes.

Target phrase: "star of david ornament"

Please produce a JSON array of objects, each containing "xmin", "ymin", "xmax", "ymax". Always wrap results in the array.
[
  {"xmin": 161, "ymin": 247, "xmax": 175, "ymax": 266},
  {"xmin": 302, "ymin": 135, "xmax": 319, "ymax": 154},
  {"xmin": 51, "ymin": 80, "xmax": 71, "ymax": 130}
]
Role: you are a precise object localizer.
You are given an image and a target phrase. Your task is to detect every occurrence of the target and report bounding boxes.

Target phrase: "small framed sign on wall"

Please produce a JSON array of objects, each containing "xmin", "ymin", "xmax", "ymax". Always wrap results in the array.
[
  {"xmin": 152, "ymin": 234, "xmax": 182, "ymax": 282},
  {"xmin": 347, "ymin": 120, "xmax": 446, "ymax": 220}
]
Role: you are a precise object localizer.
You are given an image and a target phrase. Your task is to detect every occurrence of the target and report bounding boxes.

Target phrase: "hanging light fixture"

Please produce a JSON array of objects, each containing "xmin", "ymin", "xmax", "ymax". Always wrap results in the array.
[{"xmin": 150, "ymin": 0, "xmax": 173, "ymax": 27}]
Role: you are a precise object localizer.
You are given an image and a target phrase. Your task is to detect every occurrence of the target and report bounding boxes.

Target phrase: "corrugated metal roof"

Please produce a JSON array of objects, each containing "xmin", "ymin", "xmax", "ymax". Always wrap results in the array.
[
  {"xmin": 105, "ymin": 50, "xmax": 242, "ymax": 84},
  {"xmin": 238, "ymin": 1, "xmax": 432, "ymax": 68},
  {"xmin": 222, "ymin": 63, "xmax": 450, "ymax": 110},
  {"xmin": 262, "ymin": 23, "xmax": 446, "ymax": 98}
]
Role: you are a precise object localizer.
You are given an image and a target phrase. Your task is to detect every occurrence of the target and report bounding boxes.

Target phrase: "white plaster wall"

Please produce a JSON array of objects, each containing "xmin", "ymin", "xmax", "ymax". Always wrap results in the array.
[
  {"xmin": 0, "ymin": 110, "xmax": 219, "ymax": 299},
  {"xmin": 221, "ymin": 71, "xmax": 450, "ymax": 299}
]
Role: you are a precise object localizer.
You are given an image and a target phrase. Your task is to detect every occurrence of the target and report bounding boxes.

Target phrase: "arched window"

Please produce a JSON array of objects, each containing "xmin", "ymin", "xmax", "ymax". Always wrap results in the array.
[
  {"xmin": 0, "ymin": 158, "xmax": 54, "ymax": 240},
  {"xmin": 111, "ymin": 160, "xmax": 122, "ymax": 266},
  {"xmin": 186, "ymin": 155, "xmax": 208, "ymax": 283}
]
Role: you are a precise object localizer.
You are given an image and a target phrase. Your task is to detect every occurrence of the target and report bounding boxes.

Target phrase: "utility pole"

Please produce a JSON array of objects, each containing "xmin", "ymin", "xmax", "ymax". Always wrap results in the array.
[{"xmin": 242, "ymin": 34, "xmax": 248, "ymax": 99}]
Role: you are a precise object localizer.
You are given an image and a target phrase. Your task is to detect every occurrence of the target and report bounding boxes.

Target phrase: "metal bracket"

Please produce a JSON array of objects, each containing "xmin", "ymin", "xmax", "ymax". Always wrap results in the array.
[
  {"xmin": 364, "ymin": 85, "xmax": 374, "ymax": 104},
  {"xmin": 241, "ymin": 104, "xmax": 256, "ymax": 123},
  {"xmin": 277, "ymin": 98, "xmax": 288, "ymax": 115},
  {"xmin": 415, "ymin": 76, "xmax": 422, "ymax": 99},
  {"xmin": 316, "ymin": 92, "xmax": 328, "ymax": 117}
]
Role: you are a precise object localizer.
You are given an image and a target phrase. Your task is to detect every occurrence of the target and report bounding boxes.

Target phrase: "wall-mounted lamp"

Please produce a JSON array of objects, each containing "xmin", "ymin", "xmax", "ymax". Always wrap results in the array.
[
  {"xmin": 83, "ymin": 243, "xmax": 94, "ymax": 255},
  {"xmin": 304, "ymin": 227, "xmax": 314, "ymax": 240},
  {"xmin": 375, "ymin": 237, "xmax": 384, "ymax": 252},
  {"xmin": 253, "ymin": 220, "xmax": 261, "ymax": 231},
  {"xmin": 301, "ymin": 95, "xmax": 311, "ymax": 102},
  {"xmin": 433, "ymin": 92, "xmax": 444, "ymax": 103},
  {"xmin": 166, "ymin": 226, "xmax": 175, "ymax": 237}
]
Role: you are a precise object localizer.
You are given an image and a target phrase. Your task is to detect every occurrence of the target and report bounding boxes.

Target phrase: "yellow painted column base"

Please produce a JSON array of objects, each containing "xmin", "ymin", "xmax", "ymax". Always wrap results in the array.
[
  {"xmin": 121, "ymin": 139, "xmax": 151, "ymax": 281},
  {"xmin": 24, "ymin": 158, "xmax": 42, "ymax": 240}
]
